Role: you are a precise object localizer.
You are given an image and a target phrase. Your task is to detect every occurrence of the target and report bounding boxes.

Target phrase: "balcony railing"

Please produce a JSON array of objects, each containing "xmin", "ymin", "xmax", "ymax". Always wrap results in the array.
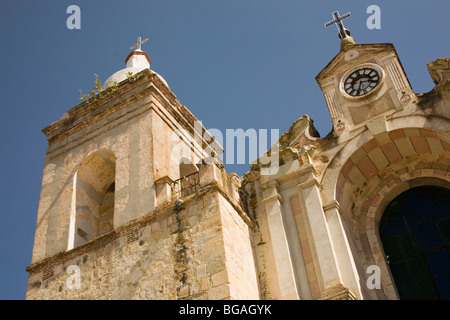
[{"xmin": 172, "ymin": 171, "xmax": 200, "ymax": 199}]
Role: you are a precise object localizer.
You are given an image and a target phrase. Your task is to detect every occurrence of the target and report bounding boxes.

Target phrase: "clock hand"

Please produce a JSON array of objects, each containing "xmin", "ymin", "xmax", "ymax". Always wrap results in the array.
[
  {"xmin": 361, "ymin": 78, "xmax": 371, "ymax": 89},
  {"xmin": 360, "ymin": 80, "xmax": 368, "ymax": 89}
]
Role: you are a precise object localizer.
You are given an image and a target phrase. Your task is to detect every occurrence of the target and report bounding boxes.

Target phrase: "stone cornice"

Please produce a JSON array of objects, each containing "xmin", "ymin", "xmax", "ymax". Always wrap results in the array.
[
  {"xmin": 42, "ymin": 69, "xmax": 180, "ymax": 145},
  {"xmin": 261, "ymin": 193, "xmax": 282, "ymax": 205},
  {"xmin": 322, "ymin": 200, "xmax": 343, "ymax": 213},
  {"xmin": 315, "ymin": 43, "xmax": 396, "ymax": 83},
  {"xmin": 297, "ymin": 176, "xmax": 320, "ymax": 190},
  {"xmin": 43, "ymin": 70, "xmax": 150, "ymax": 139},
  {"xmin": 41, "ymin": 70, "xmax": 223, "ymax": 161}
]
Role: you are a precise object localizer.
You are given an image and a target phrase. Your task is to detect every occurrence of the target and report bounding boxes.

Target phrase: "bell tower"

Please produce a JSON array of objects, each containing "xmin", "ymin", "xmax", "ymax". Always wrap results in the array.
[{"xmin": 26, "ymin": 38, "xmax": 259, "ymax": 300}]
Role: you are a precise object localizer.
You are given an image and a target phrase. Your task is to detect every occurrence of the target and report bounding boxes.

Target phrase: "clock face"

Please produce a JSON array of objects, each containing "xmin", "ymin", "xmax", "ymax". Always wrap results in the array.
[{"xmin": 344, "ymin": 68, "xmax": 380, "ymax": 97}]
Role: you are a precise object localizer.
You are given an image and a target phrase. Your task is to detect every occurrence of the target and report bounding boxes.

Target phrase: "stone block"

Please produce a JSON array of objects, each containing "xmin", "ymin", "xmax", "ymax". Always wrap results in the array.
[
  {"xmin": 207, "ymin": 283, "xmax": 230, "ymax": 300},
  {"xmin": 211, "ymin": 270, "xmax": 229, "ymax": 287},
  {"xmin": 206, "ymin": 255, "xmax": 226, "ymax": 275}
]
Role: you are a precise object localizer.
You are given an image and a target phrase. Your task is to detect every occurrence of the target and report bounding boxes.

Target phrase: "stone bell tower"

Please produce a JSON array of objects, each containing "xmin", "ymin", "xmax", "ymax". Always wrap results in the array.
[{"xmin": 26, "ymin": 37, "xmax": 259, "ymax": 300}]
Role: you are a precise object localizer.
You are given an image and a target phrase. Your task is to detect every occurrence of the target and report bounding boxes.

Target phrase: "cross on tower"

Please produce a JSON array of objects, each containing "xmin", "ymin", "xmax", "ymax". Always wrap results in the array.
[
  {"xmin": 130, "ymin": 37, "xmax": 149, "ymax": 51},
  {"xmin": 324, "ymin": 11, "xmax": 352, "ymax": 39}
]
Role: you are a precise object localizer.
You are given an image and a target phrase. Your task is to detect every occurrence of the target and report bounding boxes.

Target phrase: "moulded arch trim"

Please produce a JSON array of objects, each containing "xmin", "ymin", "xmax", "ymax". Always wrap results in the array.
[
  {"xmin": 320, "ymin": 114, "xmax": 450, "ymax": 207},
  {"xmin": 75, "ymin": 149, "xmax": 117, "ymax": 172},
  {"xmin": 372, "ymin": 177, "xmax": 450, "ymax": 228},
  {"xmin": 387, "ymin": 114, "xmax": 450, "ymax": 134},
  {"xmin": 76, "ymin": 149, "xmax": 117, "ymax": 194},
  {"xmin": 319, "ymin": 129, "xmax": 373, "ymax": 204},
  {"xmin": 318, "ymin": 124, "xmax": 450, "ymax": 299},
  {"xmin": 69, "ymin": 149, "xmax": 117, "ymax": 250},
  {"xmin": 366, "ymin": 176, "xmax": 450, "ymax": 300}
]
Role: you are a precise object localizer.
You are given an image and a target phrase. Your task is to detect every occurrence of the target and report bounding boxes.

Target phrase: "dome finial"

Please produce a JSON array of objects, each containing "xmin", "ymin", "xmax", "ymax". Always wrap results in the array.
[
  {"xmin": 125, "ymin": 36, "xmax": 151, "ymax": 68},
  {"xmin": 106, "ymin": 35, "xmax": 170, "ymax": 88}
]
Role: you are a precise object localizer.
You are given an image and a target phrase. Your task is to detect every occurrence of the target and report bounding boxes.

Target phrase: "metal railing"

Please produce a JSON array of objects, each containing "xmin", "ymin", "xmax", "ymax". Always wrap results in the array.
[{"xmin": 172, "ymin": 171, "xmax": 200, "ymax": 199}]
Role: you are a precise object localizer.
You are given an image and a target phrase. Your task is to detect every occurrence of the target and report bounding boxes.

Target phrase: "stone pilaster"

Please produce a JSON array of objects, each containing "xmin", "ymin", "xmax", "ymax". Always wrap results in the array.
[
  {"xmin": 323, "ymin": 200, "xmax": 362, "ymax": 299},
  {"xmin": 297, "ymin": 177, "xmax": 342, "ymax": 294},
  {"xmin": 261, "ymin": 181, "xmax": 299, "ymax": 299}
]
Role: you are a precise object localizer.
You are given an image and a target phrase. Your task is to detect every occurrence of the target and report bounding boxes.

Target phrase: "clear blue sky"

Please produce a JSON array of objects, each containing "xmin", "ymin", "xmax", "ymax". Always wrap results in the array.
[{"xmin": 0, "ymin": 0, "xmax": 448, "ymax": 300}]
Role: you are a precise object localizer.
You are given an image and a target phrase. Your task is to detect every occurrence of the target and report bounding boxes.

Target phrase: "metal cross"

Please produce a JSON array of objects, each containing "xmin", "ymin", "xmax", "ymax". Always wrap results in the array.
[
  {"xmin": 324, "ymin": 11, "xmax": 352, "ymax": 39},
  {"xmin": 130, "ymin": 37, "xmax": 149, "ymax": 51}
]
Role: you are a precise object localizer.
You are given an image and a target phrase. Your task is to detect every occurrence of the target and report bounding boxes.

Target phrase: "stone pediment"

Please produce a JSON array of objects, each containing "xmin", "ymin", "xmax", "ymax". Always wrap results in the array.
[
  {"xmin": 315, "ymin": 43, "xmax": 397, "ymax": 84},
  {"xmin": 249, "ymin": 115, "xmax": 320, "ymax": 175}
]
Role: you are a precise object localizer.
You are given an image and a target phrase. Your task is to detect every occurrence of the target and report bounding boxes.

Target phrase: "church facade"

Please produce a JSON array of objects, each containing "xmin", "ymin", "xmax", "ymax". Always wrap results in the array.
[{"xmin": 26, "ymin": 27, "xmax": 450, "ymax": 299}]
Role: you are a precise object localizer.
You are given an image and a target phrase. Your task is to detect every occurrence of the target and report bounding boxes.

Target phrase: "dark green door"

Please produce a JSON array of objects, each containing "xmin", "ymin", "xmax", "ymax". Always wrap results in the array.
[{"xmin": 379, "ymin": 186, "xmax": 450, "ymax": 299}]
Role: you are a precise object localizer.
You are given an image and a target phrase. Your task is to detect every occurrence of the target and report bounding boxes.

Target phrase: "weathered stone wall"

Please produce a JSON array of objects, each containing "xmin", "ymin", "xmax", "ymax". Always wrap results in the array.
[
  {"xmin": 30, "ymin": 70, "xmax": 211, "ymax": 265},
  {"xmin": 28, "ymin": 69, "xmax": 260, "ymax": 300},
  {"xmin": 219, "ymin": 195, "xmax": 260, "ymax": 299},
  {"xmin": 30, "ymin": 106, "xmax": 155, "ymax": 264},
  {"xmin": 26, "ymin": 181, "xmax": 259, "ymax": 300}
]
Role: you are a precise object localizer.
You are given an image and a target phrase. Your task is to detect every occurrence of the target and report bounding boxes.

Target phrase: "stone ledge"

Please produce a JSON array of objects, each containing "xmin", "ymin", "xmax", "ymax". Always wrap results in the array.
[{"xmin": 26, "ymin": 181, "xmax": 251, "ymax": 276}]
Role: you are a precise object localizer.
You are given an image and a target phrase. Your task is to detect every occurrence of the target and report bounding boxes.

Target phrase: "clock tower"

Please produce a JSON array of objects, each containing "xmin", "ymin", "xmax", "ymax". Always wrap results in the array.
[
  {"xmin": 241, "ymin": 11, "xmax": 449, "ymax": 300},
  {"xmin": 317, "ymin": 12, "xmax": 414, "ymax": 135}
]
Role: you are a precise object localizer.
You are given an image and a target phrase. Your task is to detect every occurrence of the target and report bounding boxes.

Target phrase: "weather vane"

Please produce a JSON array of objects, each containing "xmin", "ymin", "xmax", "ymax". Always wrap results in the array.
[{"xmin": 324, "ymin": 11, "xmax": 352, "ymax": 39}]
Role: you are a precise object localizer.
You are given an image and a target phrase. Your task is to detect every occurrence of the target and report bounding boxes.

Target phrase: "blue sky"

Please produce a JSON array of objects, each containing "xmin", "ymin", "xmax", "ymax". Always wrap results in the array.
[{"xmin": 0, "ymin": 0, "xmax": 448, "ymax": 300}]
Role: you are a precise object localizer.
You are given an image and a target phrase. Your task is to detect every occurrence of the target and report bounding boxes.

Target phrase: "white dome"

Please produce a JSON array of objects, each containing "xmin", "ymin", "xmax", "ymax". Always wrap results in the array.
[
  {"xmin": 104, "ymin": 66, "xmax": 144, "ymax": 86},
  {"xmin": 104, "ymin": 49, "xmax": 169, "ymax": 88},
  {"xmin": 151, "ymin": 70, "xmax": 170, "ymax": 88},
  {"xmin": 104, "ymin": 67, "xmax": 169, "ymax": 88}
]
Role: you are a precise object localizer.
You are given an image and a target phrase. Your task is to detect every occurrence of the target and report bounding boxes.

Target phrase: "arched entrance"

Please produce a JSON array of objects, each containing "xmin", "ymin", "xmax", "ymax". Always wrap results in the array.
[
  {"xmin": 379, "ymin": 186, "xmax": 450, "ymax": 299},
  {"xmin": 327, "ymin": 126, "xmax": 450, "ymax": 299}
]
